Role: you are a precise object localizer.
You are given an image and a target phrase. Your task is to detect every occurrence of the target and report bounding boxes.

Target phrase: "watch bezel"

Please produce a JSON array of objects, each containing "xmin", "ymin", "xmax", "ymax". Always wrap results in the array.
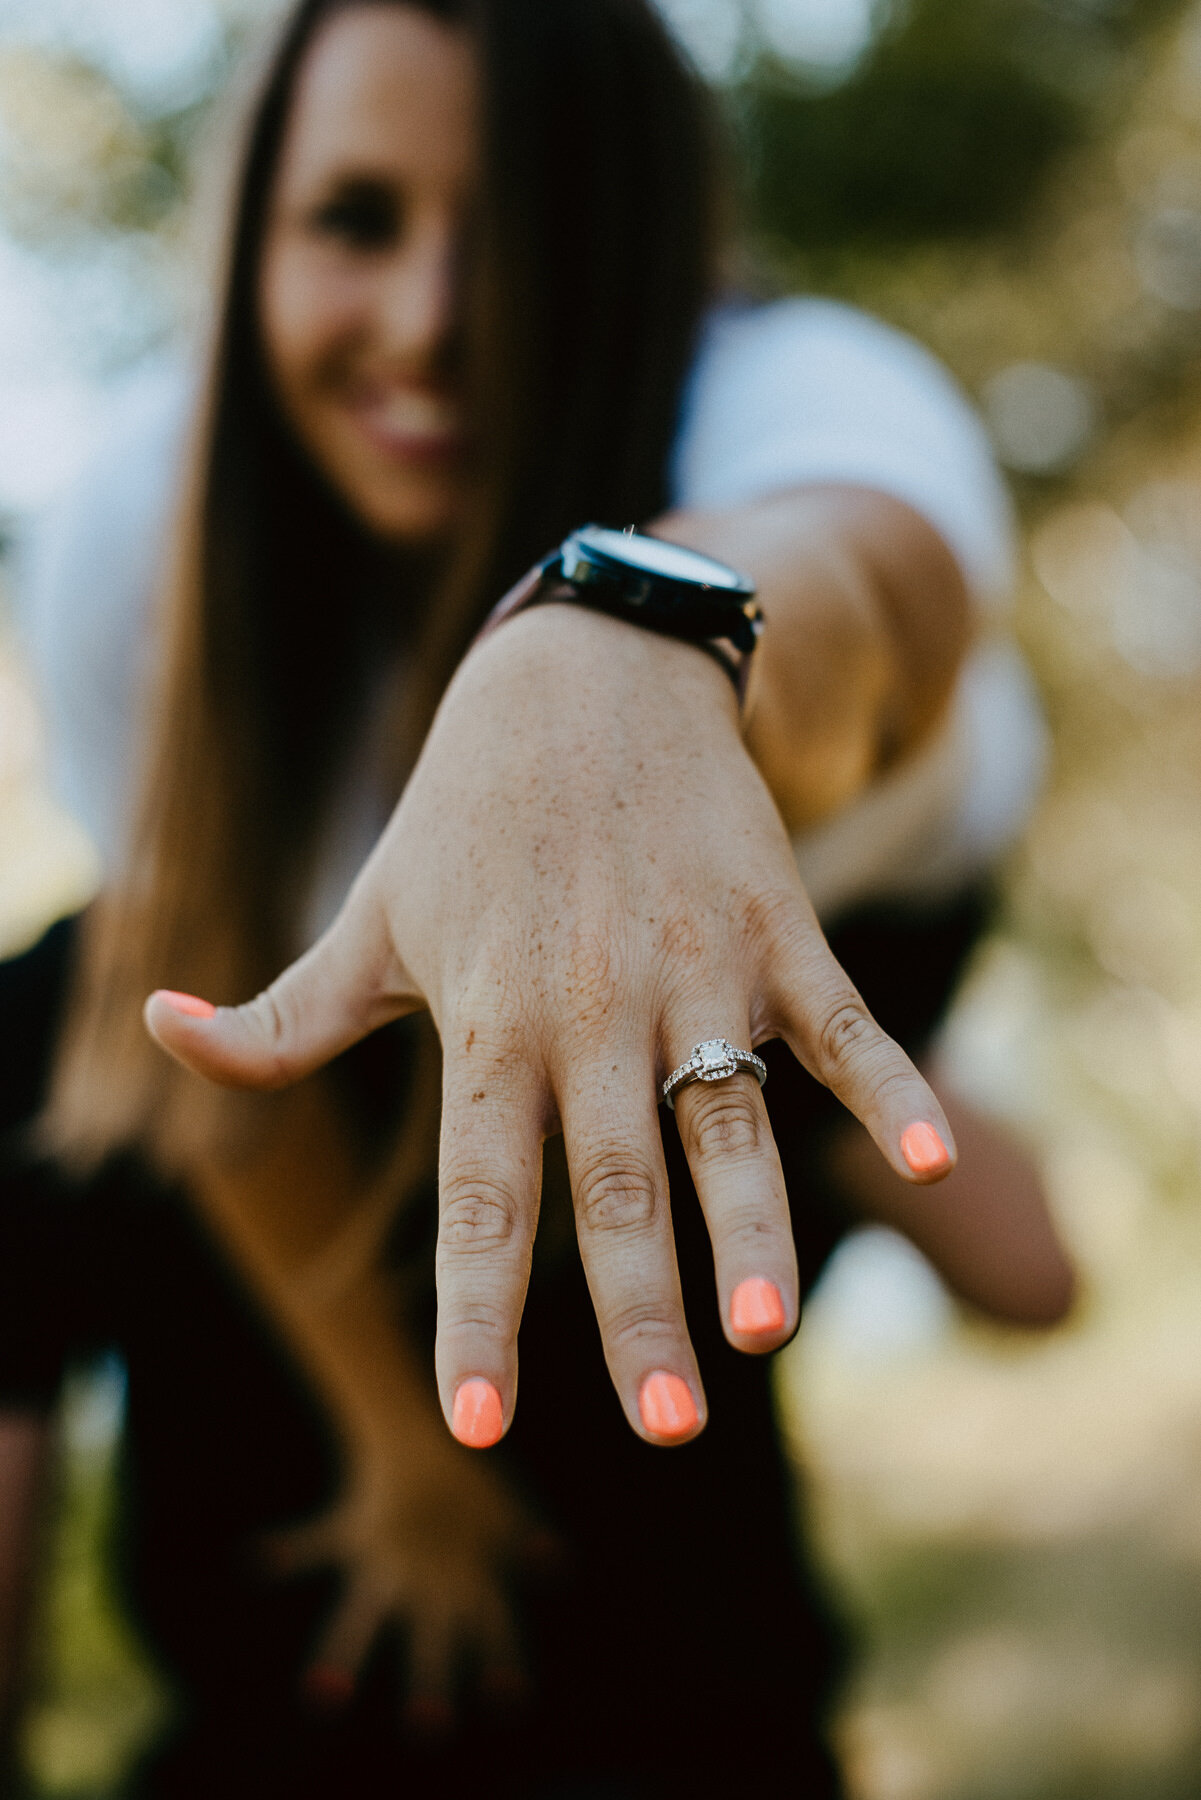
[
  {"xmin": 561, "ymin": 525, "xmax": 755, "ymax": 596},
  {"xmin": 557, "ymin": 525, "xmax": 761, "ymax": 653}
]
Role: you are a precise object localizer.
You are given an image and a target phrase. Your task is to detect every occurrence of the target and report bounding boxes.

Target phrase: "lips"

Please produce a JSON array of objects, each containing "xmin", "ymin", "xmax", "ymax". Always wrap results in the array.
[{"xmin": 347, "ymin": 384, "xmax": 464, "ymax": 462}]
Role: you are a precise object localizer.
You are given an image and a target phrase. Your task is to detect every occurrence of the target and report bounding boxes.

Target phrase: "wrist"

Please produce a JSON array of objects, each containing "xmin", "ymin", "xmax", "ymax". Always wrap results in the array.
[
  {"xmin": 472, "ymin": 527, "xmax": 761, "ymax": 704},
  {"xmin": 455, "ymin": 596, "xmax": 742, "ymax": 727}
]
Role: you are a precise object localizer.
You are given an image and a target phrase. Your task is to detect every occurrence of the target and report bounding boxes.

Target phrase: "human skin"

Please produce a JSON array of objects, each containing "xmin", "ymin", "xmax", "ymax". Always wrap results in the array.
[
  {"xmin": 0, "ymin": 8, "xmax": 1073, "ymax": 1736},
  {"xmin": 149, "ymin": 7, "xmax": 970, "ymax": 1449},
  {"xmin": 187, "ymin": 1077, "xmax": 531, "ymax": 1714},
  {"xmin": 257, "ymin": 5, "xmax": 474, "ymax": 544},
  {"xmin": 147, "ymin": 596, "xmax": 962, "ymax": 1448}
]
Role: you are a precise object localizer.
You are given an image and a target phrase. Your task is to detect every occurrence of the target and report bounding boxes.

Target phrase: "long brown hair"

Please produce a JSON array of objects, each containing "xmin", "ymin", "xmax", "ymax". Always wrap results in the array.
[{"xmin": 47, "ymin": 0, "xmax": 723, "ymax": 1175}]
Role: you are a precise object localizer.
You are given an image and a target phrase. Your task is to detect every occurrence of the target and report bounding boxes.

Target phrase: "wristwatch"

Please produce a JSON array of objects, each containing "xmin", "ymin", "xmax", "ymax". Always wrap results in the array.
[{"xmin": 476, "ymin": 525, "xmax": 762, "ymax": 700}]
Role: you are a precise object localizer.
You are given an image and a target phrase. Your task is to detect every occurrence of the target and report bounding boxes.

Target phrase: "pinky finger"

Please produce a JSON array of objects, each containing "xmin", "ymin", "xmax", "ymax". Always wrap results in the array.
[{"xmin": 774, "ymin": 950, "xmax": 957, "ymax": 1184}]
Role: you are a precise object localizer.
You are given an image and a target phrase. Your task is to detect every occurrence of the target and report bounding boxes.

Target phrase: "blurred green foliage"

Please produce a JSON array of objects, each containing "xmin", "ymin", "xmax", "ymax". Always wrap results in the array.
[
  {"xmin": 20, "ymin": 1376, "xmax": 168, "ymax": 1799},
  {"xmin": 736, "ymin": 0, "xmax": 1185, "ymax": 248},
  {"xmin": 10, "ymin": 2, "xmax": 1201, "ymax": 1797},
  {"xmin": 0, "ymin": 0, "xmax": 1191, "ymax": 260}
]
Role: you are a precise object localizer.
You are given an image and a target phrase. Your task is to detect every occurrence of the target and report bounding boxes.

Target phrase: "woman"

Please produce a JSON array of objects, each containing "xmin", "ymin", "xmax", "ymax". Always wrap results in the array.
[{"xmin": 0, "ymin": 0, "xmax": 1071, "ymax": 1793}]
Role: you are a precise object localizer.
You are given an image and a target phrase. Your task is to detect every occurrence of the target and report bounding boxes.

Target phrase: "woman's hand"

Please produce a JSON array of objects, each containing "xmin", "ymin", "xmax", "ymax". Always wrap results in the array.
[
  {"xmin": 184, "ymin": 1077, "xmax": 540, "ymax": 1726},
  {"xmin": 265, "ymin": 1431, "xmax": 533, "ymax": 1727},
  {"xmin": 145, "ymin": 601, "xmax": 955, "ymax": 1446}
]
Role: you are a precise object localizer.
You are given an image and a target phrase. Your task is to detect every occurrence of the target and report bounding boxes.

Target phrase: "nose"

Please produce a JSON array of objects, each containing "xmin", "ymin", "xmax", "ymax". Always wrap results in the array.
[{"xmin": 374, "ymin": 206, "xmax": 458, "ymax": 373}]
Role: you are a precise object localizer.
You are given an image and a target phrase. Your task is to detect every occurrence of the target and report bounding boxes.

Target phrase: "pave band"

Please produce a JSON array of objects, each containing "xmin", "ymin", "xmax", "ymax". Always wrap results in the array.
[{"xmin": 662, "ymin": 1039, "xmax": 768, "ymax": 1111}]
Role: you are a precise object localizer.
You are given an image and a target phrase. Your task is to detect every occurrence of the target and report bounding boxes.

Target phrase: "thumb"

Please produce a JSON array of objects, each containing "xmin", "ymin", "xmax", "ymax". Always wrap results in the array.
[{"xmin": 144, "ymin": 906, "xmax": 423, "ymax": 1090}]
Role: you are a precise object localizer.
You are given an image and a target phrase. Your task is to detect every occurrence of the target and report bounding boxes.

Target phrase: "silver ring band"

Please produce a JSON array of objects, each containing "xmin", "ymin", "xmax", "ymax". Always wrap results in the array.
[{"xmin": 662, "ymin": 1038, "xmax": 768, "ymax": 1111}]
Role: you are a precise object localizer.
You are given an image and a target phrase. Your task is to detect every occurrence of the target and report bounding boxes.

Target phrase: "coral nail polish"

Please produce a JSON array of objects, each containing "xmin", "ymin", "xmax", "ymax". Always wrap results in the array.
[
  {"xmin": 730, "ymin": 1277, "xmax": 786, "ymax": 1336},
  {"xmin": 154, "ymin": 989, "xmax": 216, "ymax": 1020},
  {"xmin": 452, "ymin": 1377, "xmax": 504, "ymax": 1448},
  {"xmin": 901, "ymin": 1121, "xmax": 951, "ymax": 1175},
  {"xmin": 638, "ymin": 1371, "xmax": 698, "ymax": 1440}
]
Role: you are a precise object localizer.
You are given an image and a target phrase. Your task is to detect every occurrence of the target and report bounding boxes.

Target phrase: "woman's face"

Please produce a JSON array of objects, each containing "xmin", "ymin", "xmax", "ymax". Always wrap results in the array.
[{"xmin": 259, "ymin": 6, "xmax": 477, "ymax": 545}]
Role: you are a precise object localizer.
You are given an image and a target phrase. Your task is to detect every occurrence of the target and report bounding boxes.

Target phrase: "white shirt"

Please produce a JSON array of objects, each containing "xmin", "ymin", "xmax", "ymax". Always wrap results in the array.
[{"xmin": 15, "ymin": 298, "xmax": 1046, "ymax": 933}]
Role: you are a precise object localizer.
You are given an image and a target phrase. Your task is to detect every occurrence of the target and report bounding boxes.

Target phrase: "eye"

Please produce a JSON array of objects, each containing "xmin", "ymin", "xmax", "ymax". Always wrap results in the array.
[{"xmin": 309, "ymin": 180, "xmax": 402, "ymax": 251}]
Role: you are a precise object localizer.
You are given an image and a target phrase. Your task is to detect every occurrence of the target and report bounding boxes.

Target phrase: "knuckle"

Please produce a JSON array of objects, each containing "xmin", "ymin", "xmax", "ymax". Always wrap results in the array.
[
  {"xmin": 560, "ymin": 927, "xmax": 621, "ymax": 1031},
  {"xmin": 573, "ymin": 1153, "xmax": 661, "ymax": 1235},
  {"xmin": 683, "ymin": 1083, "xmax": 763, "ymax": 1159},
  {"xmin": 740, "ymin": 885, "xmax": 809, "ymax": 957},
  {"xmin": 447, "ymin": 981, "xmax": 526, "ymax": 1057},
  {"xmin": 446, "ymin": 936, "xmax": 530, "ymax": 1033},
  {"xmin": 439, "ymin": 1177, "xmax": 521, "ymax": 1252},
  {"xmin": 604, "ymin": 1299, "xmax": 678, "ymax": 1355},
  {"xmin": 246, "ymin": 987, "xmax": 294, "ymax": 1087},
  {"xmin": 815, "ymin": 997, "xmax": 878, "ymax": 1073},
  {"xmin": 867, "ymin": 1063, "xmax": 921, "ymax": 1110},
  {"xmin": 722, "ymin": 1202, "xmax": 790, "ymax": 1259},
  {"xmin": 656, "ymin": 907, "xmax": 707, "ymax": 967},
  {"xmin": 438, "ymin": 1299, "xmax": 512, "ymax": 1339}
]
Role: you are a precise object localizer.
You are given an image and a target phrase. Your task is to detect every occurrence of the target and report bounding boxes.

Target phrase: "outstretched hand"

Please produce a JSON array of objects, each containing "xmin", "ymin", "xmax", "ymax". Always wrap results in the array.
[{"xmin": 145, "ymin": 602, "xmax": 955, "ymax": 1447}]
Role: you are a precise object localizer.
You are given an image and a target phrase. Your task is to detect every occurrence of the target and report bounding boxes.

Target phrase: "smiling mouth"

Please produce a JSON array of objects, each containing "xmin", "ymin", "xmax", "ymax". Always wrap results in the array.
[{"xmin": 348, "ymin": 386, "xmax": 464, "ymax": 462}]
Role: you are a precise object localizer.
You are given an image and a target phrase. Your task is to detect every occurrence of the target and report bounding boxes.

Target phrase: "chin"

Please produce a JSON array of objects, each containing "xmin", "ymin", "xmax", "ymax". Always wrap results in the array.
[
  {"xmin": 355, "ymin": 476, "xmax": 464, "ymax": 548},
  {"xmin": 300, "ymin": 426, "xmax": 465, "ymax": 547}
]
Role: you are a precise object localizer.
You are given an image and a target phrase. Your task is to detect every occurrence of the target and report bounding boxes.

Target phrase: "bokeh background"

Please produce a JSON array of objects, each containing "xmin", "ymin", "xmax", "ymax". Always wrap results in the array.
[{"xmin": 4, "ymin": 0, "xmax": 1201, "ymax": 1793}]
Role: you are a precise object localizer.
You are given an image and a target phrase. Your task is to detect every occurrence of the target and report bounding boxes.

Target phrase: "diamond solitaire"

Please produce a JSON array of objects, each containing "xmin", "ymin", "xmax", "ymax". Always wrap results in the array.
[{"xmin": 662, "ymin": 1039, "xmax": 768, "ymax": 1110}]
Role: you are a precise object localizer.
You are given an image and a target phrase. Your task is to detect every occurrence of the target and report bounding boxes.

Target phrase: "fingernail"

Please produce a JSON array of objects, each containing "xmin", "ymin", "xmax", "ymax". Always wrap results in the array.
[
  {"xmin": 638, "ymin": 1370, "xmax": 699, "ymax": 1440},
  {"xmin": 452, "ymin": 1377, "xmax": 504, "ymax": 1448},
  {"xmin": 303, "ymin": 1665, "xmax": 355, "ymax": 1711},
  {"xmin": 901, "ymin": 1121, "xmax": 951, "ymax": 1175},
  {"xmin": 730, "ymin": 1276, "xmax": 787, "ymax": 1336},
  {"xmin": 154, "ymin": 989, "xmax": 216, "ymax": 1020}
]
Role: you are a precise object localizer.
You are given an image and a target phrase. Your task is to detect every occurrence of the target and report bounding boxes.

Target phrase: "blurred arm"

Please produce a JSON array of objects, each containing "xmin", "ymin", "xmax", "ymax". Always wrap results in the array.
[
  {"xmin": 826, "ymin": 1082, "xmax": 1076, "ymax": 1327},
  {"xmin": 186, "ymin": 1077, "xmax": 528, "ymax": 1704},
  {"xmin": 652, "ymin": 484, "xmax": 972, "ymax": 832}
]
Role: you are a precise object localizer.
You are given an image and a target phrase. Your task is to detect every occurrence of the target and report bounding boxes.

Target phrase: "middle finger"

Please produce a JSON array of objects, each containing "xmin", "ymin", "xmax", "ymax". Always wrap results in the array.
[{"xmin": 556, "ymin": 1034, "xmax": 706, "ymax": 1447}]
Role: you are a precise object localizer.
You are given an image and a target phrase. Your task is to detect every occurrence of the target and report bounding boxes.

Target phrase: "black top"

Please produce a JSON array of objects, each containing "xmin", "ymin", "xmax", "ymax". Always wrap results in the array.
[{"xmin": 0, "ymin": 897, "xmax": 985, "ymax": 1798}]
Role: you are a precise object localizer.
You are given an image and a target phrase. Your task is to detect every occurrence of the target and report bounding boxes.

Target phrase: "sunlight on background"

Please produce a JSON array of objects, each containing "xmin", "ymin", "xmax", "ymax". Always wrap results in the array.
[
  {"xmin": 659, "ymin": 0, "xmax": 884, "ymax": 77},
  {"xmin": 6, "ymin": 1, "xmax": 1201, "ymax": 1795}
]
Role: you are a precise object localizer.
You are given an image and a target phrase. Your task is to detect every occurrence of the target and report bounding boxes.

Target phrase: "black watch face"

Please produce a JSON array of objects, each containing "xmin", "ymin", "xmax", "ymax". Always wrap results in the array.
[{"xmin": 563, "ymin": 526, "xmax": 753, "ymax": 595}]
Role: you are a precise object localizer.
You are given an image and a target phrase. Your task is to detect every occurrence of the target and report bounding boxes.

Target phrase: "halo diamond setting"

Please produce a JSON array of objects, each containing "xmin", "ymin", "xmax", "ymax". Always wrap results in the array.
[
  {"xmin": 662, "ymin": 1039, "xmax": 768, "ymax": 1110},
  {"xmin": 697, "ymin": 1039, "xmax": 737, "ymax": 1077}
]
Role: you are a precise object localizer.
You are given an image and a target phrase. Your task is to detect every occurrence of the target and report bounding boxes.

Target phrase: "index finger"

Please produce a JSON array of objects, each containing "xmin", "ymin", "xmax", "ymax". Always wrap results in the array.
[{"xmin": 434, "ymin": 1028, "xmax": 543, "ymax": 1448}]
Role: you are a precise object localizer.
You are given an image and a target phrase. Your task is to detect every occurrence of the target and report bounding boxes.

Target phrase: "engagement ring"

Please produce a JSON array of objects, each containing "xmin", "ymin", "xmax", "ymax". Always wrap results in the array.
[{"xmin": 662, "ymin": 1039, "xmax": 768, "ymax": 1111}]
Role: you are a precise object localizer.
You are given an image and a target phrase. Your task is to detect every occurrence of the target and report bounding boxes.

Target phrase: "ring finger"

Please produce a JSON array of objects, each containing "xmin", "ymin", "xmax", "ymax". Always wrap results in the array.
[{"xmin": 665, "ymin": 1013, "xmax": 798, "ymax": 1354}]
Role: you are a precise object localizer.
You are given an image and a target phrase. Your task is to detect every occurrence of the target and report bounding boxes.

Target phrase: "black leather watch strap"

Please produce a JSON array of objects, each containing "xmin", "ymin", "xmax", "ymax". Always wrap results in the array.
[{"xmin": 474, "ymin": 541, "xmax": 759, "ymax": 703}]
